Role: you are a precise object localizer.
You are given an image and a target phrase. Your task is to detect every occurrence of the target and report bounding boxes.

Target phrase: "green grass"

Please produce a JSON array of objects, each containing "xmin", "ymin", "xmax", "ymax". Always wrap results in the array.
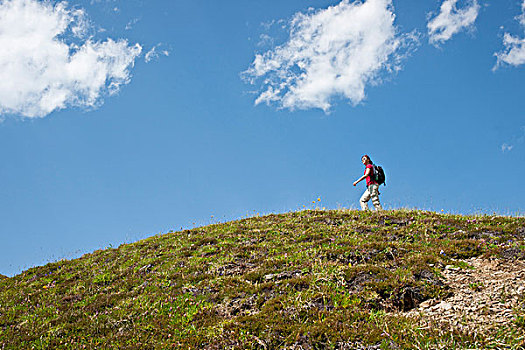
[{"xmin": 1, "ymin": 209, "xmax": 524, "ymax": 349}]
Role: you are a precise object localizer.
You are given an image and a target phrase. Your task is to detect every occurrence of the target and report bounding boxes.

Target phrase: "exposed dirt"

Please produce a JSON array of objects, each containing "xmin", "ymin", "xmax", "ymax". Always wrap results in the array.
[{"xmin": 404, "ymin": 257, "xmax": 525, "ymax": 336}]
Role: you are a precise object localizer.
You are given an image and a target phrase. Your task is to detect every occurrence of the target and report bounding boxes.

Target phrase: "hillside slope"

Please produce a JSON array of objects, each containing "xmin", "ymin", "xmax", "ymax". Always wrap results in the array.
[{"xmin": 1, "ymin": 209, "xmax": 524, "ymax": 349}]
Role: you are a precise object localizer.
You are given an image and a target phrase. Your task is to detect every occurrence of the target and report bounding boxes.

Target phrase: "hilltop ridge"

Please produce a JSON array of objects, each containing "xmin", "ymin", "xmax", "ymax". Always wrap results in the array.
[{"xmin": 1, "ymin": 209, "xmax": 524, "ymax": 349}]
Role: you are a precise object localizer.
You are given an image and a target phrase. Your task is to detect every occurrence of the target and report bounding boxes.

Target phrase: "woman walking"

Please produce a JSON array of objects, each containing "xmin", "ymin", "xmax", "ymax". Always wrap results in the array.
[{"xmin": 353, "ymin": 155, "xmax": 382, "ymax": 211}]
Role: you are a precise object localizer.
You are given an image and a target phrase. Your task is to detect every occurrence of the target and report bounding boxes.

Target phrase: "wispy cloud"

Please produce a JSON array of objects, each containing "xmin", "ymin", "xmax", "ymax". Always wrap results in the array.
[
  {"xmin": 501, "ymin": 126, "xmax": 525, "ymax": 153},
  {"xmin": 242, "ymin": 0, "xmax": 418, "ymax": 113},
  {"xmin": 495, "ymin": 1, "xmax": 525, "ymax": 68},
  {"xmin": 501, "ymin": 143, "xmax": 514, "ymax": 153},
  {"xmin": 427, "ymin": 0, "xmax": 480, "ymax": 46},
  {"xmin": 144, "ymin": 44, "xmax": 170, "ymax": 63},
  {"xmin": 0, "ymin": 0, "xmax": 142, "ymax": 119},
  {"xmin": 125, "ymin": 17, "xmax": 140, "ymax": 31},
  {"xmin": 257, "ymin": 34, "xmax": 275, "ymax": 48}
]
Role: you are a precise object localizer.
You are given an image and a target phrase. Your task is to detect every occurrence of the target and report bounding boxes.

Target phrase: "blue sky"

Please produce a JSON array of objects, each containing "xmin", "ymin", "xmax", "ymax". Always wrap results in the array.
[{"xmin": 1, "ymin": 0, "xmax": 524, "ymax": 276}]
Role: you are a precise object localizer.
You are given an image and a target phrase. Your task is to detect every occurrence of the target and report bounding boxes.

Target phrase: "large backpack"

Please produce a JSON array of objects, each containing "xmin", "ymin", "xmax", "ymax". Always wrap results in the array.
[{"xmin": 372, "ymin": 164, "xmax": 386, "ymax": 186}]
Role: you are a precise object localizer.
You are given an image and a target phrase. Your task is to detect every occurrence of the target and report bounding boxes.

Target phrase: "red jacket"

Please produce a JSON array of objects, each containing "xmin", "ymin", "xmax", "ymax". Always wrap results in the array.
[{"xmin": 365, "ymin": 164, "xmax": 377, "ymax": 187}]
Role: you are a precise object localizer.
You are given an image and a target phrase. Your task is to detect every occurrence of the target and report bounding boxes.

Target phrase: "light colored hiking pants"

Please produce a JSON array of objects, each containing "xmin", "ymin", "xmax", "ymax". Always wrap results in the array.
[{"xmin": 360, "ymin": 184, "xmax": 382, "ymax": 211}]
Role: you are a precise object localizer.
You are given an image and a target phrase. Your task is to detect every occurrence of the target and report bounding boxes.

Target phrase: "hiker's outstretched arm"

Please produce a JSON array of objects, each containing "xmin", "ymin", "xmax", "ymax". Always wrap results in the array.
[
  {"xmin": 353, "ymin": 168, "xmax": 371, "ymax": 186},
  {"xmin": 353, "ymin": 176, "xmax": 364, "ymax": 186}
]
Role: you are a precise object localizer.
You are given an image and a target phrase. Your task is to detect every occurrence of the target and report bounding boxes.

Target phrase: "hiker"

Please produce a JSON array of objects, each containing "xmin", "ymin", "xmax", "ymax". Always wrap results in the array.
[{"xmin": 353, "ymin": 155, "xmax": 383, "ymax": 211}]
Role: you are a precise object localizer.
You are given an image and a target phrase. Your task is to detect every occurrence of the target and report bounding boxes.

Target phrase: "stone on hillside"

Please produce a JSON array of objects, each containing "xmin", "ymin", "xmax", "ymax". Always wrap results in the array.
[
  {"xmin": 435, "ymin": 301, "xmax": 453, "ymax": 311},
  {"xmin": 414, "ymin": 269, "xmax": 444, "ymax": 286},
  {"xmin": 500, "ymin": 247, "xmax": 525, "ymax": 260}
]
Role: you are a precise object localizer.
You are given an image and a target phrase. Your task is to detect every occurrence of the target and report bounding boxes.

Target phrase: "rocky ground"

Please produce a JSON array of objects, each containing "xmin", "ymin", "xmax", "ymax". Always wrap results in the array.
[{"xmin": 405, "ymin": 257, "xmax": 525, "ymax": 341}]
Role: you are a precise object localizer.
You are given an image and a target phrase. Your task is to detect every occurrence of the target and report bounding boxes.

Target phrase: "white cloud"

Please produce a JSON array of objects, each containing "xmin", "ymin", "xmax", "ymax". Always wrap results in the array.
[
  {"xmin": 257, "ymin": 34, "xmax": 274, "ymax": 48},
  {"xmin": 495, "ymin": 33, "xmax": 525, "ymax": 67},
  {"xmin": 501, "ymin": 126, "xmax": 525, "ymax": 152},
  {"xmin": 144, "ymin": 44, "xmax": 169, "ymax": 63},
  {"xmin": 501, "ymin": 143, "xmax": 514, "ymax": 152},
  {"xmin": 0, "ymin": 0, "xmax": 142, "ymax": 118},
  {"xmin": 243, "ymin": 0, "xmax": 418, "ymax": 112},
  {"xmin": 125, "ymin": 17, "xmax": 140, "ymax": 31},
  {"xmin": 427, "ymin": 0, "xmax": 480, "ymax": 46},
  {"xmin": 495, "ymin": 1, "xmax": 525, "ymax": 68},
  {"xmin": 519, "ymin": 0, "xmax": 525, "ymax": 26}
]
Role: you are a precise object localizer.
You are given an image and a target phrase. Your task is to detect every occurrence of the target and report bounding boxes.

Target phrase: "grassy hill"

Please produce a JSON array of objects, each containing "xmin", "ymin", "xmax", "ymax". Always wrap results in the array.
[{"xmin": 1, "ymin": 209, "xmax": 524, "ymax": 349}]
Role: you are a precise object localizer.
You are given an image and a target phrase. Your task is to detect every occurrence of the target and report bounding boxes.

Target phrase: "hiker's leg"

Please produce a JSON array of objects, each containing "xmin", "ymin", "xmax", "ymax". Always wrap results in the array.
[
  {"xmin": 360, "ymin": 188, "xmax": 371, "ymax": 211},
  {"xmin": 369, "ymin": 184, "xmax": 383, "ymax": 211}
]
